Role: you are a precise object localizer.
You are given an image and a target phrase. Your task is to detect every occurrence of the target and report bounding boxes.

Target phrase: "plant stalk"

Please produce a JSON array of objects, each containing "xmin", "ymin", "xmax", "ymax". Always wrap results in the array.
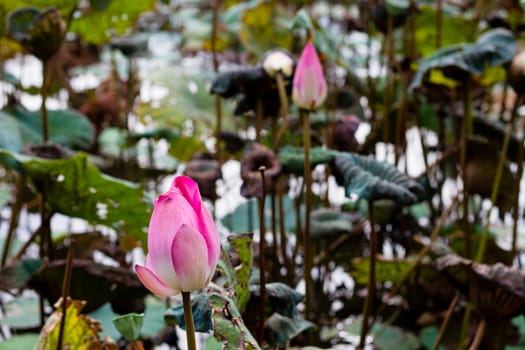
[
  {"xmin": 1, "ymin": 175, "xmax": 25, "ymax": 267},
  {"xmin": 257, "ymin": 166, "xmax": 267, "ymax": 344},
  {"xmin": 468, "ymin": 319, "xmax": 486, "ymax": 350},
  {"xmin": 41, "ymin": 62, "xmax": 49, "ymax": 144},
  {"xmin": 57, "ymin": 239, "xmax": 75, "ymax": 350},
  {"xmin": 182, "ymin": 292, "xmax": 197, "ymax": 350},
  {"xmin": 358, "ymin": 201, "xmax": 377, "ymax": 349},
  {"xmin": 460, "ymin": 78, "xmax": 472, "ymax": 259},
  {"xmin": 432, "ymin": 293, "xmax": 460, "ymax": 350},
  {"xmin": 302, "ymin": 110, "xmax": 313, "ymax": 320},
  {"xmin": 274, "ymin": 73, "xmax": 289, "ymax": 150}
]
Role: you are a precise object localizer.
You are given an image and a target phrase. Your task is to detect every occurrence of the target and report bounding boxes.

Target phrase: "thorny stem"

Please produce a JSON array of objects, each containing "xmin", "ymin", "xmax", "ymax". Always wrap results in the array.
[
  {"xmin": 57, "ymin": 240, "xmax": 74, "ymax": 350},
  {"xmin": 302, "ymin": 110, "xmax": 313, "ymax": 321},
  {"xmin": 256, "ymin": 99, "xmax": 264, "ymax": 143},
  {"xmin": 358, "ymin": 201, "xmax": 377, "ymax": 349},
  {"xmin": 511, "ymin": 97, "xmax": 524, "ymax": 260},
  {"xmin": 182, "ymin": 292, "xmax": 197, "ymax": 350},
  {"xmin": 257, "ymin": 166, "xmax": 267, "ymax": 345}
]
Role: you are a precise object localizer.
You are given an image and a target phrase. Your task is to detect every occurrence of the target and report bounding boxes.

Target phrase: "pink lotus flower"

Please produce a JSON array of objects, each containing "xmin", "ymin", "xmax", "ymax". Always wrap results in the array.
[
  {"xmin": 292, "ymin": 42, "xmax": 327, "ymax": 110},
  {"xmin": 135, "ymin": 176, "xmax": 220, "ymax": 296}
]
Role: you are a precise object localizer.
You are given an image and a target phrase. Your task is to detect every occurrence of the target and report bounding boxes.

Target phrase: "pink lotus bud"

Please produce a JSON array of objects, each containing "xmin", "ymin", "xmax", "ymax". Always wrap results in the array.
[
  {"xmin": 292, "ymin": 42, "xmax": 327, "ymax": 110},
  {"xmin": 135, "ymin": 176, "xmax": 220, "ymax": 296}
]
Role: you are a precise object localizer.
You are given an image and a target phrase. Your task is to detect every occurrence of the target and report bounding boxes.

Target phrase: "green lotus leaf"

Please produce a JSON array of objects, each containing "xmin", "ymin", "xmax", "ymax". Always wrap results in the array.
[
  {"xmin": 410, "ymin": 28, "xmax": 516, "ymax": 89},
  {"xmin": 333, "ymin": 152, "xmax": 423, "ymax": 204},
  {"xmin": 279, "ymin": 146, "xmax": 336, "ymax": 175}
]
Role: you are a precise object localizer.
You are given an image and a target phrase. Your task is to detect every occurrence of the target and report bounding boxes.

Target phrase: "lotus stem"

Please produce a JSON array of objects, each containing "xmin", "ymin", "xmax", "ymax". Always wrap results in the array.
[
  {"xmin": 460, "ymin": 78, "xmax": 472, "ymax": 259},
  {"xmin": 41, "ymin": 61, "xmax": 49, "ymax": 144},
  {"xmin": 1, "ymin": 175, "xmax": 25, "ymax": 268},
  {"xmin": 432, "ymin": 292, "xmax": 460, "ymax": 350},
  {"xmin": 257, "ymin": 166, "xmax": 267, "ymax": 345},
  {"xmin": 271, "ymin": 185, "xmax": 279, "ymax": 277},
  {"xmin": 211, "ymin": 0, "xmax": 222, "ymax": 164},
  {"xmin": 382, "ymin": 13, "xmax": 394, "ymax": 148},
  {"xmin": 274, "ymin": 73, "xmax": 289, "ymax": 150},
  {"xmin": 358, "ymin": 200, "xmax": 377, "ymax": 349},
  {"xmin": 57, "ymin": 239, "xmax": 74, "ymax": 350},
  {"xmin": 278, "ymin": 177, "xmax": 292, "ymax": 284},
  {"xmin": 436, "ymin": 0, "xmax": 443, "ymax": 49},
  {"xmin": 182, "ymin": 292, "xmax": 197, "ymax": 350},
  {"xmin": 475, "ymin": 123, "xmax": 511, "ymax": 262},
  {"xmin": 302, "ymin": 110, "xmax": 313, "ymax": 320},
  {"xmin": 256, "ymin": 99, "xmax": 263, "ymax": 143},
  {"xmin": 468, "ymin": 319, "xmax": 486, "ymax": 350},
  {"xmin": 511, "ymin": 99, "xmax": 524, "ymax": 260}
]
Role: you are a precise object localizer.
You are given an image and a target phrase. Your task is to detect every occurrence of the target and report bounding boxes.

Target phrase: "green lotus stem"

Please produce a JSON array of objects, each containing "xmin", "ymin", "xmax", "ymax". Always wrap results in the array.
[
  {"xmin": 460, "ymin": 78, "xmax": 472, "ymax": 259},
  {"xmin": 271, "ymin": 185, "xmax": 279, "ymax": 277},
  {"xmin": 358, "ymin": 200, "xmax": 377, "ymax": 349},
  {"xmin": 182, "ymin": 292, "xmax": 197, "ymax": 350},
  {"xmin": 41, "ymin": 62, "xmax": 49, "ymax": 144},
  {"xmin": 257, "ymin": 166, "xmax": 267, "ymax": 344},
  {"xmin": 211, "ymin": 0, "xmax": 222, "ymax": 164},
  {"xmin": 256, "ymin": 99, "xmax": 263, "ymax": 143},
  {"xmin": 458, "ymin": 303, "xmax": 473, "ymax": 350},
  {"xmin": 302, "ymin": 110, "xmax": 313, "ymax": 320},
  {"xmin": 475, "ymin": 123, "xmax": 511, "ymax": 262},
  {"xmin": 394, "ymin": 73, "xmax": 408, "ymax": 167},
  {"xmin": 432, "ymin": 293, "xmax": 460, "ymax": 350},
  {"xmin": 468, "ymin": 319, "xmax": 486, "ymax": 350},
  {"xmin": 278, "ymin": 177, "xmax": 292, "ymax": 284},
  {"xmin": 57, "ymin": 240, "xmax": 74, "ymax": 350},
  {"xmin": 511, "ymin": 98, "xmax": 524, "ymax": 260},
  {"xmin": 375, "ymin": 198, "xmax": 457, "ymax": 319},
  {"xmin": 382, "ymin": 13, "xmax": 394, "ymax": 146},
  {"xmin": 1, "ymin": 175, "xmax": 25, "ymax": 268},
  {"xmin": 436, "ymin": 0, "xmax": 443, "ymax": 49},
  {"xmin": 274, "ymin": 72, "xmax": 289, "ymax": 150}
]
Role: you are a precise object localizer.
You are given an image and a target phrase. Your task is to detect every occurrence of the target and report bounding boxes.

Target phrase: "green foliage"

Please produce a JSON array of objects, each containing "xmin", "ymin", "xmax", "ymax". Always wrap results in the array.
[
  {"xmin": 310, "ymin": 208, "xmax": 353, "ymax": 240},
  {"xmin": 0, "ymin": 150, "xmax": 151, "ymax": 250},
  {"xmin": 112, "ymin": 313, "xmax": 144, "ymax": 341},
  {"xmin": 334, "ymin": 152, "xmax": 423, "ymax": 204},
  {"xmin": 0, "ymin": 334, "xmax": 39, "ymax": 349},
  {"xmin": 1, "ymin": 105, "xmax": 95, "ymax": 151},
  {"xmin": 279, "ymin": 146, "xmax": 336, "ymax": 174},
  {"xmin": 411, "ymin": 28, "xmax": 517, "ymax": 89},
  {"xmin": 88, "ymin": 297, "xmax": 166, "ymax": 340},
  {"xmin": 165, "ymin": 293, "xmax": 213, "ymax": 332},
  {"xmin": 0, "ymin": 296, "xmax": 43, "ymax": 329},
  {"xmin": 208, "ymin": 284, "xmax": 261, "ymax": 350},
  {"xmin": 69, "ymin": 0, "xmax": 156, "ymax": 45},
  {"xmin": 0, "ymin": 258, "xmax": 41, "ymax": 291},
  {"xmin": 334, "ymin": 318, "xmax": 421, "ymax": 350},
  {"xmin": 227, "ymin": 234, "xmax": 254, "ymax": 312},
  {"xmin": 35, "ymin": 299, "xmax": 111, "ymax": 350}
]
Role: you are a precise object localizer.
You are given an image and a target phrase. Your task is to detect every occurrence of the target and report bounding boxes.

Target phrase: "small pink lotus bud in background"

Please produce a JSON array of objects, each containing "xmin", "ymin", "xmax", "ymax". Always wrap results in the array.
[
  {"xmin": 292, "ymin": 42, "xmax": 327, "ymax": 110},
  {"xmin": 135, "ymin": 176, "xmax": 220, "ymax": 296}
]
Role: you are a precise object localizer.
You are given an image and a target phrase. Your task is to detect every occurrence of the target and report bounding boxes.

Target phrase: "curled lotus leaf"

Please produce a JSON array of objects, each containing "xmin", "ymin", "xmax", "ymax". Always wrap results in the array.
[
  {"xmin": 279, "ymin": 146, "xmax": 336, "ymax": 175},
  {"xmin": 310, "ymin": 208, "xmax": 353, "ymax": 240},
  {"xmin": 7, "ymin": 7, "xmax": 66, "ymax": 61},
  {"xmin": 240, "ymin": 143, "xmax": 281, "ymax": 199},
  {"xmin": 333, "ymin": 152, "xmax": 423, "ymax": 204},
  {"xmin": 410, "ymin": 28, "xmax": 516, "ymax": 89},
  {"xmin": 184, "ymin": 156, "xmax": 221, "ymax": 200},
  {"xmin": 435, "ymin": 254, "xmax": 525, "ymax": 319}
]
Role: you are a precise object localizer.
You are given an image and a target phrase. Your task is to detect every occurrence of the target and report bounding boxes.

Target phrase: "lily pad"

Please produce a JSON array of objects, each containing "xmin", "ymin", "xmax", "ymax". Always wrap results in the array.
[{"xmin": 310, "ymin": 208, "xmax": 353, "ymax": 240}]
